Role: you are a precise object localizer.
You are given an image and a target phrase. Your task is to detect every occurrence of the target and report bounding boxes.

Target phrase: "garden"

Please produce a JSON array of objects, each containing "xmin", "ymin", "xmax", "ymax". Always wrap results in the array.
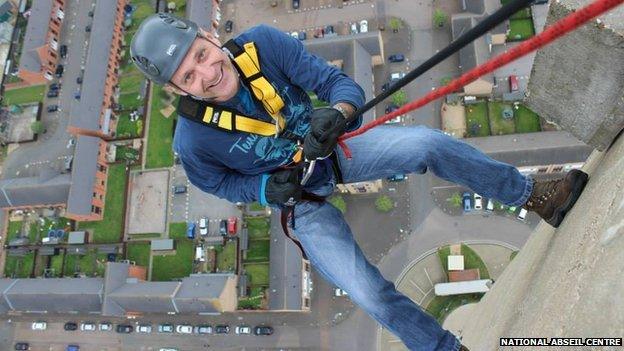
[
  {"xmin": 1, "ymin": 85, "xmax": 46, "ymax": 106},
  {"xmin": 465, "ymin": 100, "xmax": 541, "ymax": 137},
  {"xmin": 238, "ymin": 216, "xmax": 271, "ymax": 309}
]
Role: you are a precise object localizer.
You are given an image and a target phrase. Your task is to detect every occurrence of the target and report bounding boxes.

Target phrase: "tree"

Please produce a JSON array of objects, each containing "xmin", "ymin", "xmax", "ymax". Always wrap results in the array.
[
  {"xmin": 328, "ymin": 195, "xmax": 347, "ymax": 214},
  {"xmin": 392, "ymin": 90, "xmax": 407, "ymax": 106},
  {"xmin": 389, "ymin": 18, "xmax": 404, "ymax": 33},
  {"xmin": 433, "ymin": 9, "xmax": 448, "ymax": 28},
  {"xmin": 375, "ymin": 195, "xmax": 394, "ymax": 213},
  {"xmin": 30, "ymin": 121, "xmax": 44, "ymax": 134},
  {"xmin": 446, "ymin": 192, "xmax": 462, "ymax": 208},
  {"xmin": 440, "ymin": 76, "xmax": 452, "ymax": 86}
]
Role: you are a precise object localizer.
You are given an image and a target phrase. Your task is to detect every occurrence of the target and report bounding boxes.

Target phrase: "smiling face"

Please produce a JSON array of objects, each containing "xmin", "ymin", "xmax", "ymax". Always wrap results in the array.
[{"xmin": 169, "ymin": 29, "xmax": 240, "ymax": 102}]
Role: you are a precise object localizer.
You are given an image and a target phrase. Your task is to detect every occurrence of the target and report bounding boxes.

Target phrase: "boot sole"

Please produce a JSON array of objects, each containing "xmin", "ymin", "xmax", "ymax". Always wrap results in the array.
[{"xmin": 546, "ymin": 170, "xmax": 589, "ymax": 228}]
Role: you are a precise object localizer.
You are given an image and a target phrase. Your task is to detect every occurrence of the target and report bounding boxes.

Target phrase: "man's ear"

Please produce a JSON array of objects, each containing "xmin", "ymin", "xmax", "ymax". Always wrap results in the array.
[{"xmin": 164, "ymin": 83, "xmax": 187, "ymax": 96}]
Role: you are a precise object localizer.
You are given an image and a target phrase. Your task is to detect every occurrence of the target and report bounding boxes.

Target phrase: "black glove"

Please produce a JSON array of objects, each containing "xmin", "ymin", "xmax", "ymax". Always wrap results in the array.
[
  {"xmin": 303, "ymin": 107, "xmax": 347, "ymax": 160},
  {"xmin": 265, "ymin": 168, "xmax": 302, "ymax": 206}
]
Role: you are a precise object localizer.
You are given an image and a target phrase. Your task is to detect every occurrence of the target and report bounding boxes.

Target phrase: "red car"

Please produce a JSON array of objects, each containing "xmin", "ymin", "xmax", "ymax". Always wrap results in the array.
[
  {"xmin": 227, "ymin": 217, "xmax": 237, "ymax": 235},
  {"xmin": 509, "ymin": 75, "xmax": 519, "ymax": 91}
]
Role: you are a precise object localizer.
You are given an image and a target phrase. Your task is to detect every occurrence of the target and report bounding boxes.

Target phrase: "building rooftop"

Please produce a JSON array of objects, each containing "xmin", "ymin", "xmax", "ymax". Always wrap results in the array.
[
  {"xmin": 18, "ymin": 0, "xmax": 54, "ymax": 74},
  {"xmin": 0, "ymin": 173, "xmax": 71, "ymax": 208},
  {"xmin": 66, "ymin": 135, "xmax": 100, "ymax": 216},
  {"xmin": 186, "ymin": 0, "xmax": 214, "ymax": 31}
]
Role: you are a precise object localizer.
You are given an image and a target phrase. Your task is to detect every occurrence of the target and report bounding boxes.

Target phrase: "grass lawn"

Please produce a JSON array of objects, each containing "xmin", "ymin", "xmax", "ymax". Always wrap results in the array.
[
  {"xmin": 511, "ymin": 7, "xmax": 531, "ymax": 19},
  {"xmin": 461, "ymin": 244, "xmax": 491, "ymax": 279},
  {"xmin": 77, "ymin": 164, "xmax": 127, "ymax": 243},
  {"xmin": 115, "ymin": 145, "xmax": 140, "ymax": 163},
  {"xmin": 487, "ymin": 102, "xmax": 516, "ymax": 135},
  {"xmin": 6, "ymin": 221, "xmax": 23, "ymax": 241},
  {"xmin": 238, "ymin": 287, "xmax": 265, "ymax": 310},
  {"xmin": 245, "ymin": 240, "xmax": 270, "ymax": 263},
  {"xmin": 465, "ymin": 102, "xmax": 490, "ymax": 137},
  {"xmin": 118, "ymin": 92, "xmax": 144, "ymax": 111},
  {"xmin": 243, "ymin": 263, "xmax": 270, "ymax": 286},
  {"xmin": 151, "ymin": 240, "xmax": 194, "ymax": 281},
  {"xmin": 115, "ymin": 112, "xmax": 141, "ymax": 138},
  {"xmin": 77, "ymin": 250, "xmax": 98, "ymax": 276},
  {"xmin": 514, "ymin": 104, "xmax": 541, "ymax": 133},
  {"xmin": 118, "ymin": 73, "xmax": 144, "ymax": 93},
  {"xmin": 126, "ymin": 242, "xmax": 151, "ymax": 268},
  {"xmin": 4, "ymin": 252, "xmax": 34, "ymax": 278},
  {"xmin": 216, "ymin": 241, "xmax": 237, "ymax": 272},
  {"xmin": 245, "ymin": 217, "xmax": 270, "ymax": 240},
  {"xmin": 426, "ymin": 294, "xmax": 483, "ymax": 324},
  {"xmin": 248, "ymin": 202, "xmax": 265, "ymax": 211},
  {"xmin": 437, "ymin": 245, "xmax": 451, "ymax": 276},
  {"xmin": 507, "ymin": 19, "xmax": 535, "ymax": 41},
  {"xmin": 145, "ymin": 85, "xmax": 176, "ymax": 169},
  {"xmin": 63, "ymin": 255, "xmax": 77, "ymax": 276},
  {"xmin": 169, "ymin": 222, "xmax": 188, "ymax": 240},
  {"xmin": 95, "ymin": 253, "xmax": 113, "ymax": 277},
  {"xmin": 50, "ymin": 253, "xmax": 64, "ymax": 277},
  {"xmin": 2, "ymin": 85, "xmax": 46, "ymax": 106}
]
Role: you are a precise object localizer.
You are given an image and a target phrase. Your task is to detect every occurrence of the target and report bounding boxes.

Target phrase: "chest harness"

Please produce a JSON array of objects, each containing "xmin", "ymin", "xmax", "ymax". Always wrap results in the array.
[{"xmin": 176, "ymin": 39, "xmax": 343, "ymax": 260}]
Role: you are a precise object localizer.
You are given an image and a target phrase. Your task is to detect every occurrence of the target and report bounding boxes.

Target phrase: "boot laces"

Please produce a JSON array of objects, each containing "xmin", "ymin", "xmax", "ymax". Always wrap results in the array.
[{"xmin": 527, "ymin": 178, "xmax": 560, "ymax": 207}]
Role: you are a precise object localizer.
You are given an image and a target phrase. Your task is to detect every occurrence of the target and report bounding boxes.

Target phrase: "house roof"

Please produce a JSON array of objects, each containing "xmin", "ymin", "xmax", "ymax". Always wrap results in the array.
[
  {"xmin": 107, "ymin": 281, "xmax": 180, "ymax": 313},
  {"xmin": 174, "ymin": 274, "xmax": 234, "ymax": 313},
  {"xmin": 268, "ymin": 212, "xmax": 304, "ymax": 310},
  {"xmin": 18, "ymin": 0, "xmax": 54, "ymax": 73},
  {"xmin": 452, "ymin": 15, "xmax": 493, "ymax": 78},
  {"xmin": 3, "ymin": 278, "xmax": 103, "ymax": 313},
  {"xmin": 186, "ymin": 0, "xmax": 214, "ymax": 31},
  {"xmin": 69, "ymin": 0, "xmax": 117, "ymax": 132},
  {"xmin": 67, "ymin": 231, "xmax": 86, "ymax": 244},
  {"xmin": 66, "ymin": 135, "xmax": 100, "ymax": 216},
  {"xmin": 0, "ymin": 173, "xmax": 71, "ymax": 208},
  {"xmin": 151, "ymin": 239, "xmax": 174, "ymax": 251}
]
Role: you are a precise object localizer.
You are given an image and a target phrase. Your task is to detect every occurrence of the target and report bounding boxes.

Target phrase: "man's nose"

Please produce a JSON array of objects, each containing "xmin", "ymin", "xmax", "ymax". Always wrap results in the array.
[{"xmin": 197, "ymin": 63, "xmax": 219, "ymax": 85}]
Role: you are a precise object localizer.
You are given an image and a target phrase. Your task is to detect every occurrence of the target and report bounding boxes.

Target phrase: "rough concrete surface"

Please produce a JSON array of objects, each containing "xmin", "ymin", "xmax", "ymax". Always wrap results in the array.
[
  {"xmin": 460, "ymin": 133, "xmax": 624, "ymax": 350},
  {"xmin": 126, "ymin": 170, "xmax": 169, "ymax": 235},
  {"xmin": 526, "ymin": 0, "xmax": 624, "ymax": 151}
]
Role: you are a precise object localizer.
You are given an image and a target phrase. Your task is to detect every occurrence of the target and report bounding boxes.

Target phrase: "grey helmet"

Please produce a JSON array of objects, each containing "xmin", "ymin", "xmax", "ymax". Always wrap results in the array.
[{"xmin": 130, "ymin": 13, "xmax": 198, "ymax": 85}]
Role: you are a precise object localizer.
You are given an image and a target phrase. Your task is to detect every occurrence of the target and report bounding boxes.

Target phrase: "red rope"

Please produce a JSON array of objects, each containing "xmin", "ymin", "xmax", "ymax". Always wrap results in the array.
[{"xmin": 338, "ymin": 0, "xmax": 623, "ymax": 159}]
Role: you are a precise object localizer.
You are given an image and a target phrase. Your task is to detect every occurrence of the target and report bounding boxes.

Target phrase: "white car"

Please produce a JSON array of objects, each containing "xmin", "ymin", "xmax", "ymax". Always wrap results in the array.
[
  {"xmin": 158, "ymin": 324, "xmax": 174, "ymax": 333},
  {"xmin": 159, "ymin": 349, "xmax": 178, "ymax": 351},
  {"xmin": 99, "ymin": 322, "xmax": 112, "ymax": 331},
  {"xmin": 486, "ymin": 199, "xmax": 494, "ymax": 212},
  {"xmin": 32, "ymin": 321, "xmax": 47, "ymax": 330},
  {"xmin": 66, "ymin": 138, "xmax": 76, "ymax": 148},
  {"xmin": 517, "ymin": 208, "xmax": 528, "ymax": 221},
  {"xmin": 390, "ymin": 72, "xmax": 405, "ymax": 81},
  {"xmin": 474, "ymin": 194, "xmax": 483, "ymax": 210},
  {"xmin": 350, "ymin": 22, "xmax": 358, "ymax": 34},
  {"xmin": 235, "ymin": 325, "xmax": 251, "ymax": 334},
  {"xmin": 290, "ymin": 31, "xmax": 298, "ymax": 38},
  {"xmin": 199, "ymin": 217, "xmax": 208, "ymax": 236},
  {"xmin": 80, "ymin": 322, "xmax": 96, "ymax": 331},
  {"xmin": 176, "ymin": 325, "xmax": 193, "ymax": 334},
  {"xmin": 137, "ymin": 324, "xmax": 152, "ymax": 333},
  {"xmin": 334, "ymin": 288, "xmax": 348, "ymax": 297},
  {"xmin": 360, "ymin": 20, "xmax": 368, "ymax": 33}
]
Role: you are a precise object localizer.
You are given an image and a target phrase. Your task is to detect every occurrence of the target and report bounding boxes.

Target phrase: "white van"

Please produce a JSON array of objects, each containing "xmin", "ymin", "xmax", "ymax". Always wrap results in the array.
[
  {"xmin": 195, "ymin": 245, "xmax": 205, "ymax": 262},
  {"xmin": 517, "ymin": 208, "xmax": 528, "ymax": 221}
]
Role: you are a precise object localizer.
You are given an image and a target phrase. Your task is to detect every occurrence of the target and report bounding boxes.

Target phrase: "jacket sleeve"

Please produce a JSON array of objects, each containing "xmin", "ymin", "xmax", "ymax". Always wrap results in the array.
[
  {"xmin": 259, "ymin": 25, "xmax": 366, "ymax": 132},
  {"xmin": 178, "ymin": 145, "xmax": 270, "ymax": 205}
]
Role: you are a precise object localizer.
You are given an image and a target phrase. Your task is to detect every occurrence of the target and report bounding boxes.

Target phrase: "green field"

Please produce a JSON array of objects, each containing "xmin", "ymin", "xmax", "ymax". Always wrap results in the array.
[
  {"xmin": 246, "ymin": 217, "xmax": 270, "ymax": 239},
  {"xmin": 6, "ymin": 221, "xmax": 24, "ymax": 241},
  {"xmin": 426, "ymin": 293, "xmax": 483, "ymax": 324},
  {"xmin": 461, "ymin": 244, "xmax": 490, "ymax": 279},
  {"xmin": 118, "ymin": 92, "xmax": 144, "ymax": 111},
  {"xmin": 151, "ymin": 240, "xmax": 194, "ymax": 281},
  {"xmin": 243, "ymin": 263, "xmax": 270, "ymax": 286},
  {"xmin": 2, "ymin": 85, "xmax": 46, "ymax": 106},
  {"xmin": 488, "ymin": 102, "xmax": 516, "ymax": 135},
  {"xmin": 115, "ymin": 112, "xmax": 142, "ymax": 139},
  {"xmin": 245, "ymin": 240, "xmax": 270, "ymax": 263},
  {"xmin": 514, "ymin": 104, "xmax": 541, "ymax": 133},
  {"xmin": 126, "ymin": 242, "xmax": 151, "ymax": 268},
  {"xmin": 50, "ymin": 253, "xmax": 65, "ymax": 277},
  {"xmin": 465, "ymin": 102, "xmax": 490, "ymax": 137},
  {"xmin": 169, "ymin": 222, "xmax": 188, "ymax": 240},
  {"xmin": 77, "ymin": 164, "xmax": 127, "ymax": 243},
  {"xmin": 511, "ymin": 7, "xmax": 532, "ymax": 19},
  {"xmin": 508, "ymin": 19, "xmax": 535, "ymax": 41},
  {"xmin": 216, "ymin": 241, "xmax": 237, "ymax": 272},
  {"xmin": 145, "ymin": 85, "xmax": 176, "ymax": 169},
  {"xmin": 4, "ymin": 252, "xmax": 35, "ymax": 278}
]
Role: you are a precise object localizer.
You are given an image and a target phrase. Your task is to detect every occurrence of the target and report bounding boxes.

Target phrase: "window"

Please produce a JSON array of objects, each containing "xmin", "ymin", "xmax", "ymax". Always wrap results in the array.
[
  {"xmin": 91, "ymin": 206, "xmax": 102, "ymax": 215},
  {"xmin": 101, "ymin": 180, "xmax": 105, "ymax": 186},
  {"xmin": 304, "ymin": 298, "xmax": 310, "ymax": 308},
  {"xmin": 92, "ymin": 192, "xmax": 96, "ymax": 198}
]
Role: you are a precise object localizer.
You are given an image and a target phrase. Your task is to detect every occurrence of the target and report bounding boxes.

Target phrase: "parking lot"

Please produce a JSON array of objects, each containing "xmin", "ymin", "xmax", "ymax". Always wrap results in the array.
[{"xmin": 126, "ymin": 170, "xmax": 169, "ymax": 235}]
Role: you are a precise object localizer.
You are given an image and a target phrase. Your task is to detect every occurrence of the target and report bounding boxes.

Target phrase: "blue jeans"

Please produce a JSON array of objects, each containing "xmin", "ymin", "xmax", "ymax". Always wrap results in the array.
[{"xmin": 289, "ymin": 126, "xmax": 533, "ymax": 351}]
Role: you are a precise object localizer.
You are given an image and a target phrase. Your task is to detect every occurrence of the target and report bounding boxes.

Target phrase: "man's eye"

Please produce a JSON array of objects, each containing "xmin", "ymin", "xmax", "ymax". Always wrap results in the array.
[
  {"xmin": 198, "ymin": 50, "xmax": 205, "ymax": 61},
  {"xmin": 184, "ymin": 73, "xmax": 191, "ymax": 83}
]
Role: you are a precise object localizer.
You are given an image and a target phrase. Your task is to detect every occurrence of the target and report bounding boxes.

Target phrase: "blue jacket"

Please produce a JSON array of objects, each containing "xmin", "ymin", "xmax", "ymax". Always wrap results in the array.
[{"xmin": 173, "ymin": 25, "xmax": 365, "ymax": 205}]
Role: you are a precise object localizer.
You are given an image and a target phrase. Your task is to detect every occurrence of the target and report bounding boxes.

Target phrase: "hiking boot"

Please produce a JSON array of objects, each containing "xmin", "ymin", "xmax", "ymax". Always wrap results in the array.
[
  {"xmin": 524, "ymin": 169, "xmax": 589, "ymax": 228},
  {"xmin": 459, "ymin": 344, "xmax": 470, "ymax": 351}
]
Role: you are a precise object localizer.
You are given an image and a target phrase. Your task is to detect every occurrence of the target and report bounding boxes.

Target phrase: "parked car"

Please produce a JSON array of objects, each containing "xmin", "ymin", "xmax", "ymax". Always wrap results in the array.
[
  {"xmin": 47, "ymin": 105, "xmax": 59, "ymax": 113},
  {"xmin": 325, "ymin": 25, "xmax": 335, "ymax": 35},
  {"xmin": 517, "ymin": 208, "xmax": 528, "ymax": 221},
  {"xmin": 64, "ymin": 322, "xmax": 78, "ymax": 331},
  {"xmin": 313, "ymin": 28, "xmax": 324, "ymax": 38},
  {"xmin": 31, "ymin": 321, "xmax": 47, "ymax": 330},
  {"xmin": 199, "ymin": 217, "xmax": 208, "ymax": 236},
  {"xmin": 225, "ymin": 20, "xmax": 233, "ymax": 33},
  {"xmin": 334, "ymin": 288, "xmax": 348, "ymax": 297},
  {"xmin": 176, "ymin": 325, "xmax": 193, "ymax": 334},
  {"xmin": 474, "ymin": 194, "xmax": 483, "ymax": 210},
  {"xmin": 55, "ymin": 64, "xmax": 64, "ymax": 78},
  {"xmin": 74, "ymin": 91, "xmax": 81, "ymax": 100},
  {"xmin": 387, "ymin": 174, "xmax": 406, "ymax": 182},
  {"xmin": 195, "ymin": 325, "xmax": 212, "ymax": 334},
  {"xmin": 98, "ymin": 322, "xmax": 112, "ymax": 331},
  {"xmin": 66, "ymin": 346, "xmax": 79, "ymax": 351},
  {"xmin": 235, "ymin": 325, "xmax": 251, "ymax": 335},
  {"xmin": 14, "ymin": 343, "xmax": 29, "ymax": 350},
  {"xmin": 158, "ymin": 324, "xmax": 174, "ymax": 333},
  {"xmin": 64, "ymin": 155, "xmax": 74, "ymax": 172},
  {"xmin": 350, "ymin": 22, "xmax": 358, "ymax": 34},
  {"xmin": 215, "ymin": 325, "xmax": 230, "ymax": 334},
  {"xmin": 254, "ymin": 325, "xmax": 274, "ymax": 336},
  {"xmin": 227, "ymin": 217, "xmax": 237, "ymax": 235},
  {"xmin": 298, "ymin": 31, "xmax": 306, "ymax": 40},
  {"xmin": 385, "ymin": 104, "xmax": 399, "ymax": 114},
  {"xmin": 50, "ymin": 83, "xmax": 61, "ymax": 90},
  {"xmin": 76, "ymin": 76, "xmax": 83, "ymax": 84},
  {"xmin": 186, "ymin": 222, "xmax": 196, "ymax": 239},
  {"xmin": 507, "ymin": 205, "xmax": 518, "ymax": 214},
  {"xmin": 292, "ymin": 0, "xmax": 299, "ymax": 9},
  {"xmin": 381, "ymin": 82, "xmax": 392, "ymax": 92},
  {"xmin": 486, "ymin": 199, "xmax": 494, "ymax": 212},
  {"xmin": 66, "ymin": 138, "xmax": 76, "ymax": 148},
  {"xmin": 159, "ymin": 349, "xmax": 178, "ymax": 351},
  {"xmin": 47, "ymin": 90, "xmax": 59, "ymax": 98},
  {"xmin": 509, "ymin": 75, "xmax": 519, "ymax": 91},
  {"xmin": 80, "ymin": 322, "xmax": 96, "ymax": 331},
  {"xmin": 88, "ymin": 10, "xmax": 94, "ymax": 17},
  {"xmin": 462, "ymin": 192, "xmax": 472, "ymax": 212},
  {"xmin": 116, "ymin": 324, "xmax": 133, "ymax": 333},
  {"xmin": 290, "ymin": 31, "xmax": 298, "ymax": 39},
  {"xmin": 390, "ymin": 72, "xmax": 405, "ymax": 82},
  {"xmin": 60, "ymin": 44, "xmax": 67, "ymax": 58},
  {"xmin": 173, "ymin": 185, "xmax": 187, "ymax": 194},
  {"xmin": 219, "ymin": 219, "xmax": 227, "ymax": 236},
  {"xmin": 360, "ymin": 20, "xmax": 368, "ymax": 33},
  {"xmin": 195, "ymin": 244, "xmax": 205, "ymax": 262},
  {"xmin": 85, "ymin": 25, "xmax": 91, "ymax": 32},
  {"xmin": 137, "ymin": 324, "xmax": 152, "ymax": 333},
  {"xmin": 388, "ymin": 54, "xmax": 405, "ymax": 63}
]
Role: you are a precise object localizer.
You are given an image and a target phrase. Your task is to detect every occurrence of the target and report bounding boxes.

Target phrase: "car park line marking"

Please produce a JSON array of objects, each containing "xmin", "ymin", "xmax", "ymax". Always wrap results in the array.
[
  {"xmin": 423, "ymin": 267, "xmax": 434, "ymax": 287},
  {"xmin": 408, "ymin": 278, "xmax": 426, "ymax": 295}
]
